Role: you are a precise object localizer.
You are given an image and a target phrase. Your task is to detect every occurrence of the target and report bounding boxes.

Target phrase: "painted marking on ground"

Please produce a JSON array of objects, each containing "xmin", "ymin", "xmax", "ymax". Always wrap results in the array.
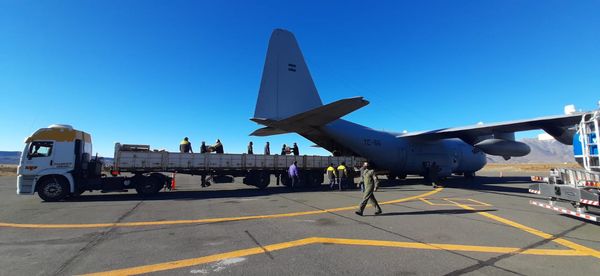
[
  {"xmin": 82, "ymin": 236, "xmax": 586, "ymax": 276},
  {"xmin": 419, "ymin": 198, "xmax": 491, "ymax": 207},
  {"xmin": 453, "ymin": 201, "xmax": 600, "ymax": 260},
  {"xmin": 0, "ymin": 188, "xmax": 443, "ymax": 229}
]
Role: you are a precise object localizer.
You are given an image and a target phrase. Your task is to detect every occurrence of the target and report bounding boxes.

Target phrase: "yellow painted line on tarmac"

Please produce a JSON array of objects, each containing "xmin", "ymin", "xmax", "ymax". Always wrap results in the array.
[
  {"xmin": 82, "ymin": 236, "xmax": 586, "ymax": 276},
  {"xmin": 454, "ymin": 202, "xmax": 600, "ymax": 260},
  {"xmin": 444, "ymin": 198, "xmax": 491, "ymax": 207},
  {"xmin": 419, "ymin": 197, "xmax": 490, "ymax": 207},
  {"xmin": 0, "ymin": 188, "xmax": 443, "ymax": 229}
]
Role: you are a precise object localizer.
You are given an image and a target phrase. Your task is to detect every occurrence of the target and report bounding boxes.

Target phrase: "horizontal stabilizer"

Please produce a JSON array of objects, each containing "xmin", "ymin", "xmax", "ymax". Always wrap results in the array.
[
  {"xmin": 250, "ymin": 97, "xmax": 369, "ymax": 136},
  {"xmin": 250, "ymin": 127, "xmax": 291, "ymax": 136}
]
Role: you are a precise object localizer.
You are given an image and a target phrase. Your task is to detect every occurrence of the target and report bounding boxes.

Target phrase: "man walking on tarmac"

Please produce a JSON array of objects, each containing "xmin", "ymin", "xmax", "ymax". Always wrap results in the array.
[
  {"xmin": 288, "ymin": 161, "xmax": 299, "ymax": 190},
  {"xmin": 180, "ymin": 137, "xmax": 193, "ymax": 153},
  {"xmin": 355, "ymin": 162, "xmax": 382, "ymax": 216}
]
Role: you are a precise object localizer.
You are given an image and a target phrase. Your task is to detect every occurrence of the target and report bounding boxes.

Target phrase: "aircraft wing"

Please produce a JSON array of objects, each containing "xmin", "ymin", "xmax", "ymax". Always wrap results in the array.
[{"xmin": 398, "ymin": 113, "xmax": 583, "ymax": 144}]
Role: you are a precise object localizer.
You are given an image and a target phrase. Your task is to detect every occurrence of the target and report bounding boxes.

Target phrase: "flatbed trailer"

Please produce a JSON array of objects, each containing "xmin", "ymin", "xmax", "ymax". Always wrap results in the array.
[
  {"xmin": 16, "ymin": 125, "xmax": 365, "ymax": 202},
  {"xmin": 114, "ymin": 143, "xmax": 364, "ymax": 189}
]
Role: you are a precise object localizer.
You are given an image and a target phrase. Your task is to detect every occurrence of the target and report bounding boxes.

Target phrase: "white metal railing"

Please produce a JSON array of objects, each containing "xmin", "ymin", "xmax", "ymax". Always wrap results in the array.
[{"xmin": 579, "ymin": 110, "xmax": 600, "ymax": 171}]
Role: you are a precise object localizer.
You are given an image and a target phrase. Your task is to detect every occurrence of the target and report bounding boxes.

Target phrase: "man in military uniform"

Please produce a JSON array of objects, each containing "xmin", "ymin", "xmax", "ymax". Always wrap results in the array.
[{"xmin": 355, "ymin": 162, "xmax": 382, "ymax": 216}]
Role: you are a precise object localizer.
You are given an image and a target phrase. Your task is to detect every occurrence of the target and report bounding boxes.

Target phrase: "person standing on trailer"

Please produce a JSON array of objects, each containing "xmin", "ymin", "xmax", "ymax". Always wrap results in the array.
[
  {"xmin": 292, "ymin": 143, "xmax": 299, "ymax": 156},
  {"xmin": 288, "ymin": 161, "xmax": 299, "ymax": 190},
  {"xmin": 264, "ymin": 142, "xmax": 270, "ymax": 155},
  {"xmin": 200, "ymin": 141, "xmax": 208, "ymax": 154},
  {"xmin": 247, "ymin": 141, "xmax": 254, "ymax": 154},
  {"xmin": 326, "ymin": 163, "xmax": 337, "ymax": 189},
  {"xmin": 180, "ymin": 137, "xmax": 193, "ymax": 153},
  {"xmin": 214, "ymin": 139, "xmax": 224, "ymax": 154},
  {"xmin": 337, "ymin": 162, "xmax": 348, "ymax": 190},
  {"xmin": 355, "ymin": 162, "xmax": 382, "ymax": 216},
  {"xmin": 281, "ymin": 144, "xmax": 287, "ymax": 155}
]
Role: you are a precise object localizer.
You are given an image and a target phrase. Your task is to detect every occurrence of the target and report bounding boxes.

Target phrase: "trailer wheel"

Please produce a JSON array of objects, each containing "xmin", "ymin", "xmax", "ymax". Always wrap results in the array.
[
  {"xmin": 307, "ymin": 172, "xmax": 323, "ymax": 187},
  {"xmin": 37, "ymin": 176, "xmax": 69, "ymax": 202},
  {"xmin": 135, "ymin": 175, "xmax": 163, "ymax": 196},
  {"xmin": 281, "ymin": 174, "xmax": 291, "ymax": 187},
  {"xmin": 255, "ymin": 172, "xmax": 270, "ymax": 189}
]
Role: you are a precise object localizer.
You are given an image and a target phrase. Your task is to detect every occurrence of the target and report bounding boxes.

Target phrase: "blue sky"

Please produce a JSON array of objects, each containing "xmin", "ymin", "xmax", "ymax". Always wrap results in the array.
[{"xmin": 1, "ymin": 1, "xmax": 599, "ymax": 157}]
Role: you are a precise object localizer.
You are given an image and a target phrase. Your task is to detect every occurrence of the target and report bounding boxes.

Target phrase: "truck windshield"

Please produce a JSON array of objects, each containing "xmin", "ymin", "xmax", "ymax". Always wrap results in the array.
[{"xmin": 28, "ymin": 141, "xmax": 53, "ymax": 158}]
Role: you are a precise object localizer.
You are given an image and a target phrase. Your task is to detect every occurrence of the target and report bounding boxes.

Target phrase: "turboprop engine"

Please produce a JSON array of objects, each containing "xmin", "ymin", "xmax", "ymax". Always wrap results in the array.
[{"xmin": 474, "ymin": 138, "xmax": 531, "ymax": 159}]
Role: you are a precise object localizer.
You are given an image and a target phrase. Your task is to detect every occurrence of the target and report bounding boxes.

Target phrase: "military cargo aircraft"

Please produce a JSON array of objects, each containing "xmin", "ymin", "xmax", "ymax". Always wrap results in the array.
[{"xmin": 251, "ymin": 29, "xmax": 582, "ymax": 179}]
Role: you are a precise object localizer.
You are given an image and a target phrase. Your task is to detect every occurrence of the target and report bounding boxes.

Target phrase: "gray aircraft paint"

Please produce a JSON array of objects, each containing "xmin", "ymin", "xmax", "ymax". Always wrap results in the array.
[{"xmin": 252, "ymin": 29, "xmax": 580, "ymax": 177}]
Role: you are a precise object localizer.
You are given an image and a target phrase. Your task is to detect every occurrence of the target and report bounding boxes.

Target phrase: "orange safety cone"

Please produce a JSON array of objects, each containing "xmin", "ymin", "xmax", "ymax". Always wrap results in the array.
[{"xmin": 171, "ymin": 172, "xmax": 177, "ymax": 190}]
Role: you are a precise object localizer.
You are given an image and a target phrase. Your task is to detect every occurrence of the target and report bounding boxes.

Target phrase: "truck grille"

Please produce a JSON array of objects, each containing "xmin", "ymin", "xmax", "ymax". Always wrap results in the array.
[{"xmin": 17, "ymin": 175, "xmax": 36, "ymax": 194}]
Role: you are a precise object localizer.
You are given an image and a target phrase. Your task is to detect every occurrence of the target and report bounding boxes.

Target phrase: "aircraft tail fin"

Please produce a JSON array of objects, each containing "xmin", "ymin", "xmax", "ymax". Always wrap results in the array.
[
  {"xmin": 251, "ymin": 97, "xmax": 368, "ymax": 136},
  {"xmin": 254, "ymin": 29, "xmax": 323, "ymax": 120}
]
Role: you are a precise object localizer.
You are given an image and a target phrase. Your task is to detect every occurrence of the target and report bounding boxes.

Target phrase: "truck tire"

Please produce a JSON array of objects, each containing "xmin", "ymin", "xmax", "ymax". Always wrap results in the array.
[
  {"xmin": 37, "ymin": 176, "xmax": 69, "ymax": 202},
  {"xmin": 135, "ymin": 175, "xmax": 163, "ymax": 196}
]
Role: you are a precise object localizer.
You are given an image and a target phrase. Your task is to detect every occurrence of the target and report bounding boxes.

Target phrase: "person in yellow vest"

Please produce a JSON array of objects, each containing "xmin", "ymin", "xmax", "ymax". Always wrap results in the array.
[
  {"xmin": 179, "ymin": 137, "xmax": 193, "ymax": 153},
  {"xmin": 337, "ymin": 162, "xmax": 347, "ymax": 190},
  {"xmin": 326, "ymin": 163, "xmax": 338, "ymax": 189}
]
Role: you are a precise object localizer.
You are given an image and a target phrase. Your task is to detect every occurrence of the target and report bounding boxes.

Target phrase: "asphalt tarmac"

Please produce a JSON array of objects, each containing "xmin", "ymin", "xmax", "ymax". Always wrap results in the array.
[{"xmin": 1, "ymin": 171, "xmax": 599, "ymax": 276}]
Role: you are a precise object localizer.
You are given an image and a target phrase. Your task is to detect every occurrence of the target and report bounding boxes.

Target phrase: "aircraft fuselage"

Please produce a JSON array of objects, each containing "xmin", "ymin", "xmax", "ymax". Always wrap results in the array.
[{"xmin": 322, "ymin": 120, "xmax": 487, "ymax": 176}]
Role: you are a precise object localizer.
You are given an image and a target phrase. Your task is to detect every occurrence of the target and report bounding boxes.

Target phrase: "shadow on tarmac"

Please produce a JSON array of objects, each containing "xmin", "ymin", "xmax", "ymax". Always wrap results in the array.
[
  {"xmin": 60, "ymin": 175, "xmax": 536, "ymax": 203},
  {"xmin": 382, "ymin": 175, "xmax": 538, "ymax": 199},
  {"xmin": 63, "ymin": 185, "xmax": 336, "ymax": 202},
  {"xmin": 372, "ymin": 209, "xmax": 497, "ymax": 217}
]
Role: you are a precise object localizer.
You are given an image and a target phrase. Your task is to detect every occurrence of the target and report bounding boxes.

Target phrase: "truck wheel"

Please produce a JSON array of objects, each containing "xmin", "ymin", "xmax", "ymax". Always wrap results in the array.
[
  {"xmin": 135, "ymin": 175, "xmax": 163, "ymax": 196},
  {"xmin": 37, "ymin": 177, "xmax": 69, "ymax": 202}
]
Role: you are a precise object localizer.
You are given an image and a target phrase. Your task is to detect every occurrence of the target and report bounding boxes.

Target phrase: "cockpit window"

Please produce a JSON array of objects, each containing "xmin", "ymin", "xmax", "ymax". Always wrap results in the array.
[{"xmin": 28, "ymin": 141, "xmax": 53, "ymax": 158}]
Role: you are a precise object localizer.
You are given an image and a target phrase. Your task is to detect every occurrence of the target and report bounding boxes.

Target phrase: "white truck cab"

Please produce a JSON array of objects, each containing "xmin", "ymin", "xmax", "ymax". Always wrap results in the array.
[{"xmin": 17, "ymin": 124, "xmax": 93, "ymax": 201}]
